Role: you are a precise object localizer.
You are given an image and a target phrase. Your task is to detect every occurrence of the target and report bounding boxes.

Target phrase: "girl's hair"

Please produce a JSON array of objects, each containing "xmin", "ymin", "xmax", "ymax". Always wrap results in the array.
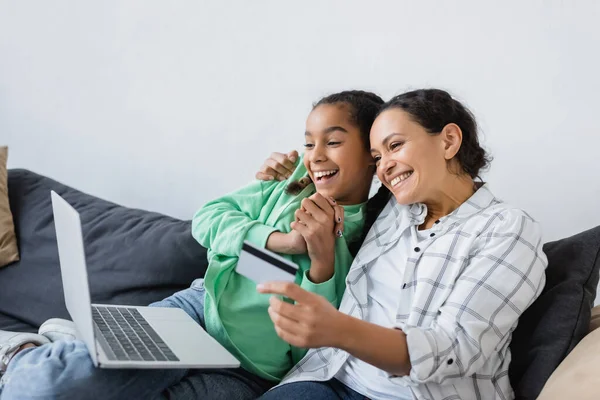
[
  {"xmin": 350, "ymin": 89, "xmax": 491, "ymax": 256},
  {"xmin": 377, "ymin": 88, "xmax": 491, "ymax": 179},
  {"xmin": 313, "ymin": 90, "xmax": 385, "ymax": 150},
  {"xmin": 286, "ymin": 90, "xmax": 384, "ymax": 195},
  {"xmin": 287, "ymin": 90, "xmax": 385, "ymax": 257}
]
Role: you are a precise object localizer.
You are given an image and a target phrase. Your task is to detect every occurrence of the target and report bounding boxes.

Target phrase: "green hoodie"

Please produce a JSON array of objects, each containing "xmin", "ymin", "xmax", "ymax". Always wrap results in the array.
[{"xmin": 191, "ymin": 155, "xmax": 366, "ymax": 381}]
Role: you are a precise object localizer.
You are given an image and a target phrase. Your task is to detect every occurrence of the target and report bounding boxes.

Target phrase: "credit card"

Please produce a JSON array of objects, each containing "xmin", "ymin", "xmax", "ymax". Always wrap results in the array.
[{"xmin": 236, "ymin": 241, "xmax": 299, "ymax": 284}]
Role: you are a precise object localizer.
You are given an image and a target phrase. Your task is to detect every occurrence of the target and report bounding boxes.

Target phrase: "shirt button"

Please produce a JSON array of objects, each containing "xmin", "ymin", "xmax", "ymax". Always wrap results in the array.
[
  {"xmin": 429, "ymin": 233, "xmax": 435, "ymax": 237},
  {"xmin": 414, "ymin": 247, "xmax": 420, "ymax": 252},
  {"xmin": 447, "ymin": 358, "xmax": 454, "ymax": 365}
]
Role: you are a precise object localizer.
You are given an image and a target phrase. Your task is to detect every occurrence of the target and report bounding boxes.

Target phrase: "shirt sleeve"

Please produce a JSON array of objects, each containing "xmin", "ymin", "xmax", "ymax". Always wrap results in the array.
[
  {"xmin": 392, "ymin": 209, "xmax": 548, "ymax": 385},
  {"xmin": 191, "ymin": 179, "xmax": 280, "ymax": 257}
]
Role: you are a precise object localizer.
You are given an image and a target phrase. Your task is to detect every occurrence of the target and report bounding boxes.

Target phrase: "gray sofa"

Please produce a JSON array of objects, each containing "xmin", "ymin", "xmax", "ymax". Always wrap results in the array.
[{"xmin": 1, "ymin": 169, "xmax": 599, "ymax": 400}]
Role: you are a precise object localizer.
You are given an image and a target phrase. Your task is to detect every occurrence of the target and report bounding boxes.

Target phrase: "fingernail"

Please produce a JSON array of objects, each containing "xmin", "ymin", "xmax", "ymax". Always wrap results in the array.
[
  {"xmin": 268, "ymin": 176, "xmax": 274, "ymax": 181},
  {"xmin": 330, "ymin": 197, "xmax": 336, "ymax": 203},
  {"xmin": 290, "ymin": 155, "xmax": 297, "ymax": 162},
  {"xmin": 337, "ymin": 217, "xmax": 342, "ymax": 223},
  {"xmin": 256, "ymin": 284, "xmax": 265, "ymax": 291},
  {"xmin": 337, "ymin": 230, "xmax": 343, "ymax": 238}
]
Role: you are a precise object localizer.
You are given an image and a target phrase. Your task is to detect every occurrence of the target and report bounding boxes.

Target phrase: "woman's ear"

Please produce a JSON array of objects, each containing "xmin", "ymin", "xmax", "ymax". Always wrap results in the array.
[{"xmin": 441, "ymin": 123, "xmax": 463, "ymax": 160}]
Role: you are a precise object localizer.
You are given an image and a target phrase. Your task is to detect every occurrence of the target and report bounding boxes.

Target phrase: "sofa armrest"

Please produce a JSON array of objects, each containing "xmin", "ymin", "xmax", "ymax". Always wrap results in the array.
[{"xmin": 538, "ymin": 306, "xmax": 600, "ymax": 400}]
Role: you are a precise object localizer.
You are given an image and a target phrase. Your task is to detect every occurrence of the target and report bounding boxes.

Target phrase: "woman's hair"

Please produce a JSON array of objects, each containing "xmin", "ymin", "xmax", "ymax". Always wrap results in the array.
[
  {"xmin": 286, "ymin": 90, "xmax": 384, "ymax": 195},
  {"xmin": 377, "ymin": 88, "xmax": 491, "ymax": 179},
  {"xmin": 350, "ymin": 89, "xmax": 491, "ymax": 256}
]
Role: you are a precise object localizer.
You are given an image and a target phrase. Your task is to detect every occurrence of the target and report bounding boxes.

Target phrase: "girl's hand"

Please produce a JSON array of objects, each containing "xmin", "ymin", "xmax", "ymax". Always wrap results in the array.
[
  {"xmin": 255, "ymin": 150, "xmax": 299, "ymax": 181},
  {"xmin": 257, "ymin": 282, "xmax": 347, "ymax": 349},
  {"xmin": 292, "ymin": 193, "xmax": 344, "ymax": 282}
]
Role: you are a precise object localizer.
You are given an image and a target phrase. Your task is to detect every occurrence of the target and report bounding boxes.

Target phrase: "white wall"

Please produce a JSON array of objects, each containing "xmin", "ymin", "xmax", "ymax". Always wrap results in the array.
[{"xmin": 1, "ymin": 0, "xmax": 599, "ymax": 244}]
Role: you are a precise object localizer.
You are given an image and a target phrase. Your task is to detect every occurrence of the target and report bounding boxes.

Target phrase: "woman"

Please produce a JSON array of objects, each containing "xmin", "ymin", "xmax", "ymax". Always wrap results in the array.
[
  {"xmin": 256, "ymin": 89, "xmax": 547, "ymax": 399},
  {"xmin": 0, "ymin": 91, "xmax": 383, "ymax": 399}
]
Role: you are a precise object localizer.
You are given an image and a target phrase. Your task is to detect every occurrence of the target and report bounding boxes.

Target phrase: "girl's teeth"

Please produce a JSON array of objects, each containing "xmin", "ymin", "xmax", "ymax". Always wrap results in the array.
[{"xmin": 315, "ymin": 170, "xmax": 338, "ymax": 178}]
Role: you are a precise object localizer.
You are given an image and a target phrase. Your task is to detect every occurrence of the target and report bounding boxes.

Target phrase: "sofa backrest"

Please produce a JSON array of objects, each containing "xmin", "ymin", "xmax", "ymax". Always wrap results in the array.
[{"xmin": 0, "ymin": 169, "xmax": 207, "ymax": 332}]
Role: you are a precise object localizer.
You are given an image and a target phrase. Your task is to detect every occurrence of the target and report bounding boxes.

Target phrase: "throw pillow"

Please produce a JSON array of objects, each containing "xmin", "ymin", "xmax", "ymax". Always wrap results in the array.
[
  {"xmin": 509, "ymin": 225, "xmax": 600, "ymax": 399},
  {"xmin": 0, "ymin": 146, "xmax": 19, "ymax": 268}
]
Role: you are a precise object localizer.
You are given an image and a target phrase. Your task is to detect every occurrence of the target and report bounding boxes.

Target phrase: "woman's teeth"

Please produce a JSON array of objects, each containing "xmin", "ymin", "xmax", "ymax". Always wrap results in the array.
[
  {"xmin": 314, "ymin": 170, "xmax": 338, "ymax": 180},
  {"xmin": 390, "ymin": 171, "xmax": 413, "ymax": 187}
]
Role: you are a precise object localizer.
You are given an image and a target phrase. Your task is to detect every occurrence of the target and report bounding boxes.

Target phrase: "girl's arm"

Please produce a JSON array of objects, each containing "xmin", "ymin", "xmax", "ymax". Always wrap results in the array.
[{"xmin": 192, "ymin": 180, "xmax": 280, "ymax": 257}]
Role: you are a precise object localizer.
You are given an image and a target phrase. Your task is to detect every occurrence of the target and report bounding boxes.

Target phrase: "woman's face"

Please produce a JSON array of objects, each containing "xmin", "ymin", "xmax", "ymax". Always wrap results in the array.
[
  {"xmin": 370, "ymin": 109, "xmax": 455, "ymax": 205},
  {"xmin": 303, "ymin": 104, "xmax": 374, "ymax": 205}
]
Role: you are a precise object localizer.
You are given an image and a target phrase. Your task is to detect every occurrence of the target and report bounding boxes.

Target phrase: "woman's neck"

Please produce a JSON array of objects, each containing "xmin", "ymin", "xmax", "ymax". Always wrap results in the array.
[{"xmin": 420, "ymin": 175, "xmax": 476, "ymax": 230}]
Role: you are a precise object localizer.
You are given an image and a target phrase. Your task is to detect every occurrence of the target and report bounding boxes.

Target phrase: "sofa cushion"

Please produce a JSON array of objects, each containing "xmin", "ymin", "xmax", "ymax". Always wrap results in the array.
[
  {"xmin": 0, "ymin": 169, "xmax": 207, "ymax": 333},
  {"xmin": 509, "ymin": 225, "xmax": 600, "ymax": 400},
  {"xmin": 537, "ymin": 327, "xmax": 600, "ymax": 400},
  {"xmin": 0, "ymin": 147, "xmax": 19, "ymax": 268}
]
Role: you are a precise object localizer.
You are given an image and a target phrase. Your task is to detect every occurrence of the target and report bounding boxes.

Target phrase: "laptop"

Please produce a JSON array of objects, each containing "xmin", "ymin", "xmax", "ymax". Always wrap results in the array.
[{"xmin": 50, "ymin": 191, "xmax": 240, "ymax": 369}]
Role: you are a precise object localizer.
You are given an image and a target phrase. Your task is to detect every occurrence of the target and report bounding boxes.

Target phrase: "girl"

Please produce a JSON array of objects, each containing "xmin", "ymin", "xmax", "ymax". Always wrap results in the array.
[{"xmin": 0, "ymin": 91, "xmax": 384, "ymax": 400}]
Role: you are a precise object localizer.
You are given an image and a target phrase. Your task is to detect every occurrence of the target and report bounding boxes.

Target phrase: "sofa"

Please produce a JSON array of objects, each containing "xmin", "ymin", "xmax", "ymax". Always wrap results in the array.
[{"xmin": 1, "ymin": 168, "xmax": 599, "ymax": 400}]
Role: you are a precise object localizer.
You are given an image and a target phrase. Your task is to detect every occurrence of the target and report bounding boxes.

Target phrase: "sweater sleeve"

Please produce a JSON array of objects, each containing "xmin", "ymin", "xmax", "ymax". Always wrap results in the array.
[{"xmin": 191, "ymin": 179, "xmax": 280, "ymax": 257}]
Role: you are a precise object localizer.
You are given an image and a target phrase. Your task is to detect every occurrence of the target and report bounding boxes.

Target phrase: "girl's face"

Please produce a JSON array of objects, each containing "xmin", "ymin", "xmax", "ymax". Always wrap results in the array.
[
  {"xmin": 303, "ymin": 104, "xmax": 375, "ymax": 205},
  {"xmin": 369, "ymin": 109, "xmax": 452, "ymax": 205}
]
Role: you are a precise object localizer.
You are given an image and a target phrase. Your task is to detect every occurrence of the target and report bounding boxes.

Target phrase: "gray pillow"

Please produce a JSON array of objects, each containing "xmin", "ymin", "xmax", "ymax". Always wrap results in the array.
[{"xmin": 0, "ymin": 169, "xmax": 207, "ymax": 332}]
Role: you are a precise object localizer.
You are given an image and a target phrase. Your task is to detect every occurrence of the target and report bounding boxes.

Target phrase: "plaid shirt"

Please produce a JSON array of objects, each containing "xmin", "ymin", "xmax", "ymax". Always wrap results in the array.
[{"xmin": 279, "ymin": 185, "xmax": 547, "ymax": 400}]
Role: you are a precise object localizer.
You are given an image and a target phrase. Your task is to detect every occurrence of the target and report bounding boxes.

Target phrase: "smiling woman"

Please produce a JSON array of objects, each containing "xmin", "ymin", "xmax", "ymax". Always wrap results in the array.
[
  {"xmin": 370, "ymin": 89, "xmax": 491, "ymax": 228},
  {"xmin": 257, "ymin": 89, "xmax": 547, "ymax": 400}
]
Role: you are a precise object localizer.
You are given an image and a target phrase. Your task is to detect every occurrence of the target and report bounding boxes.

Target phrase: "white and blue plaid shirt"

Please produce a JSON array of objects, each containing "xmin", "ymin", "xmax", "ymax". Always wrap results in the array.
[{"xmin": 279, "ymin": 185, "xmax": 547, "ymax": 400}]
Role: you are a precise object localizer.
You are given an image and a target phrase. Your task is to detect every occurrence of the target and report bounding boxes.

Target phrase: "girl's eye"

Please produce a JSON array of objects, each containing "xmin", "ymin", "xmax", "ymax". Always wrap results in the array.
[
  {"xmin": 390, "ymin": 142, "xmax": 404, "ymax": 150},
  {"xmin": 372, "ymin": 155, "xmax": 381, "ymax": 165},
  {"xmin": 303, "ymin": 143, "xmax": 314, "ymax": 149},
  {"xmin": 327, "ymin": 141, "xmax": 341, "ymax": 146}
]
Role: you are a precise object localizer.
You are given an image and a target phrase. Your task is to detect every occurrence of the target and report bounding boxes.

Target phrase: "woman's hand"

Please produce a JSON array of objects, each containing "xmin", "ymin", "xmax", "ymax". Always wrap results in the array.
[
  {"xmin": 258, "ymin": 282, "xmax": 412, "ymax": 376},
  {"xmin": 255, "ymin": 150, "xmax": 299, "ymax": 181},
  {"xmin": 266, "ymin": 230, "xmax": 307, "ymax": 255},
  {"xmin": 257, "ymin": 282, "xmax": 348, "ymax": 349},
  {"xmin": 292, "ymin": 193, "xmax": 344, "ymax": 282}
]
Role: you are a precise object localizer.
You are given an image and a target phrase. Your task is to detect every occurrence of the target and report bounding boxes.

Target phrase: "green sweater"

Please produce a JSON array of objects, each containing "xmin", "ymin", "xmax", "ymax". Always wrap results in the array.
[{"xmin": 191, "ymin": 156, "xmax": 366, "ymax": 382}]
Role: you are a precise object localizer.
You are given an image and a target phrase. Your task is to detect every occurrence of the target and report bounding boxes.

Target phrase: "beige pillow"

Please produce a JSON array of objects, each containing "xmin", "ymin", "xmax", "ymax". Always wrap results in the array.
[
  {"xmin": 538, "ymin": 325, "xmax": 600, "ymax": 400},
  {"xmin": 0, "ymin": 146, "xmax": 19, "ymax": 268}
]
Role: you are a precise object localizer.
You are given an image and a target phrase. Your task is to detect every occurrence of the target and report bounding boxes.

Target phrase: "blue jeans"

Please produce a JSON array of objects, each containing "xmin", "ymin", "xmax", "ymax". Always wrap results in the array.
[
  {"xmin": 0, "ymin": 279, "xmax": 273, "ymax": 400},
  {"xmin": 259, "ymin": 379, "xmax": 369, "ymax": 400}
]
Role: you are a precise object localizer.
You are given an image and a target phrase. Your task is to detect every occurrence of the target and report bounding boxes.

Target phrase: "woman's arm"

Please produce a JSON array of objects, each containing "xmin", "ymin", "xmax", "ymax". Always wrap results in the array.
[
  {"xmin": 259, "ymin": 209, "xmax": 547, "ymax": 383},
  {"xmin": 257, "ymin": 281, "xmax": 412, "ymax": 375}
]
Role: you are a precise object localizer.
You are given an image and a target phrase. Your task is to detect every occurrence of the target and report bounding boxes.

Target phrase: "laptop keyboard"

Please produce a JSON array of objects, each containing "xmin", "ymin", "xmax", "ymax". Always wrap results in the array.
[{"xmin": 92, "ymin": 305, "xmax": 179, "ymax": 362}]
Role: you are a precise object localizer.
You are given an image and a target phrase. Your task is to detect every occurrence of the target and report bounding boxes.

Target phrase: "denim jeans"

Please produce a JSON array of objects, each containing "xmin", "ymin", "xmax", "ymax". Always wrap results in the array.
[
  {"xmin": 0, "ymin": 279, "xmax": 273, "ymax": 400},
  {"xmin": 259, "ymin": 379, "xmax": 370, "ymax": 400}
]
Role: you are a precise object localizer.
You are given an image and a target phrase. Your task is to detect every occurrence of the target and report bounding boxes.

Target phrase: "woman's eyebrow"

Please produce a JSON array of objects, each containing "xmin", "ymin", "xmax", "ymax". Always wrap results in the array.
[{"xmin": 371, "ymin": 133, "xmax": 405, "ymax": 152}]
